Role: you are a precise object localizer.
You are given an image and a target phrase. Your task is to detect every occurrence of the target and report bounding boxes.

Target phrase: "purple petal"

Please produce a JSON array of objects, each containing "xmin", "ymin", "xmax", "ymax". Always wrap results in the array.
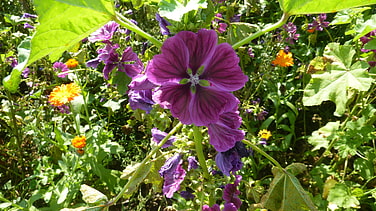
[
  {"xmin": 178, "ymin": 29, "xmax": 218, "ymax": 73},
  {"xmin": 88, "ymin": 21, "xmax": 119, "ymax": 42},
  {"xmin": 189, "ymin": 86, "xmax": 239, "ymax": 126},
  {"xmin": 159, "ymin": 154, "xmax": 181, "ymax": 177},
  {"xmin": 129, "ymin": 74, "xmax": 156, "ymax": 90},
  {"xmin": 223, "ymin": 203, "xmax": 238, "ymax": 211},
  {"xmin": 163, "ymin": 163, "xmax": 186, "ymax": 198},
  {"xmin": 147, "ymin": 37, "xmax": 190, "ymax": 85},
  {"xmin": 187, "ymin": 156, "xmax": 199, "ymax": 171},
  {"xmin": 156, "ymin": 83, "xmax": 193, "ymax": 124},
  {"xmin": 202, "ymin": 204, "xmax": 221, "ymax": 211},
  {"xmin": 128, "ymin": 89, "xmax": 155, "ymax": 113},
  {"xmin": 208, "ymin": 122, "xmax": 245, "ymax": 152},
  {"xmin": 201, "ymin": 43, "xmax": 248, "ymax": 91}
]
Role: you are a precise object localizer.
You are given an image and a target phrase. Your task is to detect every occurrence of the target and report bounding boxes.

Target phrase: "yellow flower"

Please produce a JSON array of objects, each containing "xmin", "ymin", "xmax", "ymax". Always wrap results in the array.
[
  {"xmin": 71, "ymin": 135, "xmax": 86, "ymax": 148},
  {"xmin": 48, "ymin": 83, "xmax": 81, "ymax": 106},
  {"xmin": 258, "ymin": 129, "xmax": 272, "ymax": 140},
  {"xmin": 272, "ymin": 50, "xmax": 294, "ymax": 67},
  {"xmin": 65, "ymin": 58, "xmax": 79, "ymax": 69}
]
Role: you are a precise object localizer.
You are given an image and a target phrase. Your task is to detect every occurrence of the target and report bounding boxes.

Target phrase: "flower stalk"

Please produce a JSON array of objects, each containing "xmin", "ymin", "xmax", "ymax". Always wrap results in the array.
[
  {"xmin": 232, "ymin": 12, "xmax": 290, "ymax": 49},
  {"xmin": 115, "ymin": 12, "xmax": 163, "ymax": 48},
  {"xmin": 192, "ymin": 125, "xmax": 210, "ymax": 179},
  {"xmin": 243, "ymin": 139, "xmax": 283, "ymax": 170}
]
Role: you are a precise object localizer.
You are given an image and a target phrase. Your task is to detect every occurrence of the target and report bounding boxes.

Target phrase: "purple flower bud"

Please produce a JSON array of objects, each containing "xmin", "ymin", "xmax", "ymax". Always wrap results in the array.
[
  {"xmin": 23, "ymin": 23, "xmax": 35, "ymax": 29},
  {"xmin": 22, "ymin": 13, "xmax": 38, "ymax": 19},
  {"xmin": 215, "ymin": 142, "xmax": 250, "ymax": 176},
  {"xmin": 202, "ymin": 204, "xmax": 221, "ymax": 211},
  {"xmin": 21, "ymin": 67, "xmax": 30, "ymax": 78},
  {"xmin": 218, "ymin": 23, "xmax": 228, "ymax": 33}
]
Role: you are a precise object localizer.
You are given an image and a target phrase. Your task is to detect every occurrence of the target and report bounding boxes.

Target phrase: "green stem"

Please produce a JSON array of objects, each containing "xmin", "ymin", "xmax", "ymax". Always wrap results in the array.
[
  {"xmin": 109, "ymin": 122, "xmax": 183, "ymax": 206},
  {"xmin": 232, "ymin": 12, "xmax": 290, "ymax": 49},
  {"xmin": 192, "ymin": 125, "xmax": 210, "ymax": 179},
  {"xmin": 115, "ymin": 12, "xmax": 163, "ymax": 49},
  {"xmin": 243, "ymin": 139, "xmax": 283, "ymax": 170}
]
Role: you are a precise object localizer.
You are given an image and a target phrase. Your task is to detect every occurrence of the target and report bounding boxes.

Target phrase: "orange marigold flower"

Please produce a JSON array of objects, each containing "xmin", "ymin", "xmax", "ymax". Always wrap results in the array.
[
  {"xmin": 272, "ymin": 50, "xmax": 294, "ymax": 67},
  {"xmin": 72, "ymin": 135, "xmax": 86, "ymax": 148},
  {"xmin": 307, "ymin": 28, "xmax": 315, "ymax": 33},
  {"xmin": 48, "ymin": 83, "xmax": 81, "ymax": 106},
  {"xmin": 258, "ymin": 129, "xmax": 272, "ymax": 140},
  {"xmin": 65, "ymin": 58, "xmax": 79, "ymax": 69}
]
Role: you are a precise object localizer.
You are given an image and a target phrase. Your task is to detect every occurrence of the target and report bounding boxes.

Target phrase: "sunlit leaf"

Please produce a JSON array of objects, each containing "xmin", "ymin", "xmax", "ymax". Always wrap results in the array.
[
  {"xmin": 28, "ymin": 0, "xmax": 115, "ymax": 64},
  {"xmin": 303, "ymin": 43, "xmax": 374, "ymax": 116},
  {"xmin": 159, "ymin": 0, "xmax": 207, "ymax": 21},
  {"xmin": 279, "ymin": 0, "xmax": 376, "ymax": 15},
  {"xmin": 80, "ymin": 184, "xmax": 108, "ymax": 204},
  {"xmin": 261, "ymin": 164, "xmax": 317, "ymax": 211},
  {"xmin": 327, "ymin": 183, "xmax": 360, "ymax": 209},
  {"xmin": 308, "ymin": 121, "xmax": 340, "ymax": 151}
]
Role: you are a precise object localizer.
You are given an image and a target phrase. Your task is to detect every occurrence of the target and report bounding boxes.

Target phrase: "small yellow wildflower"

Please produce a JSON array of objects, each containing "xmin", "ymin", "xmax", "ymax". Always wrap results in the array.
[
  {"xmin": 258, "ymin": 129, "xmax": 272, "ymax": 140},
  {"xmin": 48, "ymin": 83, "xmax": 81, "ymax": 106},
  {"xmin": 272, "ymin": 50, "xmax": 294, "ymax": 67},
  {"xmin": 71, "ymin": 135, "xmax": 86, "ymax": 149},
  {"xmin": 65, "ymin": 58, "xmax": 79, "ymax": 69}
]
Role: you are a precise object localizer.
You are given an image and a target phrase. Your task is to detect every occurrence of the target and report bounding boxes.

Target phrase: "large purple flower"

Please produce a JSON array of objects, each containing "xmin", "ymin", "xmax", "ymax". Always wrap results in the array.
[
  {"xmin": 88, "ymin": 21, "xmax": 119, "ymax": 43},
  {"xmin": 147, "ymin": 29, "xmax": 248, "ymax": 126}
]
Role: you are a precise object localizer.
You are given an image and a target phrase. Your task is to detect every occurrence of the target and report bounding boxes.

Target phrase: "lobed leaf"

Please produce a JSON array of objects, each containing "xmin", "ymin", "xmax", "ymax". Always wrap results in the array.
[
  {"xmin": 159, "ymin": 0, "xmax": 207, "ymax": 21},
  {"xmin": 28, "ymin": 0, "xmax": 115, "ymax": 65},
  {"xmin": 261, "ymin": 165, "xmax": 317, "ymax": 211}
]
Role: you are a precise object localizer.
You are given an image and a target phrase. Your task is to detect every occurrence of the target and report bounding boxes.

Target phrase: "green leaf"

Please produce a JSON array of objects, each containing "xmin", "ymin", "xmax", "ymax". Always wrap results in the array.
[
  {"xmin": 308, "ymin": 121, "xmax": 340, "ymax": 151},
  {"xmin": 261, "ymin": 165, "xmax": 318, "ymax": 211},
  {"xmin": 303, "ymin": 43, "xmax": 374, "ymax": 116},
  {"xmin": 80, "ymin": 184, "xmax": 108, "ymax": 205},
  {"xmin": 279, "ymin": 0, "xmax": 376, "ymax": 15},
  {"xmin": 111, "ymin": 71, "xmax": 131, "ymax": 95},
  {"xmin": 3, "ymin": 37, "xmax": 31, "ymax": 93},
  {"xmin": 159, "ymin": 0, "xmax": 207, "ymax": 21},
  {"xmin": 28, "ymin": 0, "xmax": 115, "ymax": 64},
  {"xmin": 123, "ymin": 162, "xmax": 152, "ymax": 199},
  {"xmin": 352, "ymin": 14, "xmax": 376, "ymax": 41},
  {"xmin": 327, "ymin": 183, "xmax": 360, "ymax": 209}
]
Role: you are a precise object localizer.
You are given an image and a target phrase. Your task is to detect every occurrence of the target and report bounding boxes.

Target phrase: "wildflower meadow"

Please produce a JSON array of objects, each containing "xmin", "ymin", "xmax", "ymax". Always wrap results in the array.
[{"xmin": 2, "ymin": 0, "xmax": 376, "ymax": 210}]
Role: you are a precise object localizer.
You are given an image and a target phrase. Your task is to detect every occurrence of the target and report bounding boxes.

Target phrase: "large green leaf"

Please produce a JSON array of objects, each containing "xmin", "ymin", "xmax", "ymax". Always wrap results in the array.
[
  {"xmin": 159, "ymin": 0, "xmax": 207, "ymax": 21},
  {"xmin": 303, "ymin": 43, "xmax": 374, "ymax": 116},
  {"xmin": 261, "ymin": 164, "xmax": 317, "ymax": 211},
  {"xmin": 279, "ymin": 0, "xmax": 376, "ymax": 15},
  {"xmin": 327, "ymin": 183, "xmax": 360, "ymax": 209},
  {"xmin": 28, "ymin": 0, "xmax": 115, "ymax": 65},
  {"xmin": 308, "ymin": 121, "xmax": 340, "ymax": 151}
]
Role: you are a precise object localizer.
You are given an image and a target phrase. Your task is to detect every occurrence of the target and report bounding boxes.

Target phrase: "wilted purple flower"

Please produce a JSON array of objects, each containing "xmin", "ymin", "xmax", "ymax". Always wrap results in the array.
[
  {"xmin": 215, "ymin": 142, "xmax": 250, "ymax": 176},
  {"xmin": 128, "ymin": 89, "xmax": 155, "ymax": 113},
  {"xmin": 53, "ymin": 62, "xmax": 69, "ymax": 78},
  {"xmin": 22, "ymin": 13, "xmax": 38, "ymax": 19},
  {"xmin": 156, "ymin": 13, "xmax": 171, "ymax": 36},
  {"xmin": 147, "ymin": 29, "xmax": 248, "ymax": 126},
  {"xmin": 180, "ymin": 190, "xmax": 195, "ymax": 200},
  {"xmin": 223, "ymin": 175, "xmax": 242, "ymax": 210},
  {"xmin": 23, "ymin": 23, "xmax": 35, "ymax": 29},
  {"xmin": 151, "ymin": 128, "xmax": 176, "ymax": 148},
  {"xmin": 159, "ymin": 154, "xmax": 186, "ymax": 198},
  {"xmin": 88, "ymin": 21, "xmax": 119, "ymax": 43},
  {"xmin": 208, "ymin": 108, "xmax": 245, "ymax": 152},
  {"xmin": 187, "ymin": 156, "xmax": 198, "ymax": 171},
  {"xmin": 202, "ymin": 204, "xmax": 221, "ymax": 211},
  {"xmin": 256, "ymin": 110, "xmax": 268, "ymax": 121},
  {"xmin": 307, "ymin": 13, "xmax": 329, "ymax": 32},
  {"xmin": 21, "ymin": 67, "xmax": 30, "ymax": 78}
]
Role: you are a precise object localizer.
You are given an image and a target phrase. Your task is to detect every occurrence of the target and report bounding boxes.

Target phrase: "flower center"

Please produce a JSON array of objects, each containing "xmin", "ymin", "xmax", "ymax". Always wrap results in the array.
[{"xmin": 189, "ymin": 73, "xmax": 200, "ymax": 86}]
